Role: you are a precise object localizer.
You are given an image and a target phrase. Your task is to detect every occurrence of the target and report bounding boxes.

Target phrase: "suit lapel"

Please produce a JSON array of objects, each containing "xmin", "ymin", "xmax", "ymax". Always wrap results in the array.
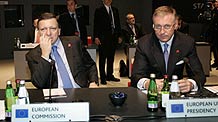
[
  {"xmin": 167, "ymin": 35, "xmax": 182, "ymax": 75},
  {"xmin": 152, "ymin": 36, "xmax": 166, "ymax": 74},
  {"xmin": 61, "ymin": 40, "xmax": 75, "ymax": 75}
]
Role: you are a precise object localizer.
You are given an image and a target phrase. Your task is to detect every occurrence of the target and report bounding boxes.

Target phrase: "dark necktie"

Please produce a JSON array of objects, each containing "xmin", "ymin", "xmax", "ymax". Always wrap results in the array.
[
  {"xmin": 70, "ymin": 13, "xmax": 77, "ymax": 33},
  {"xmin": 109, "ymin": 7, "xmax": 114, "ymax": 33},
  {"xmin": 163, "ymin": 43, "xmax": 169, "ymax": 71},
  {"xmin": 52, "ymin": 46, "xmax": 73, "ymax": 88}
]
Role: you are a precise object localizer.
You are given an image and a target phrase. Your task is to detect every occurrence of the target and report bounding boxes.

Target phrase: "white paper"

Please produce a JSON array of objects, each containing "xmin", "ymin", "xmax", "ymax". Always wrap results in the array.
[
  {"xmin": 43, "ymin": 88, "xmax": 67, "ymax": 99},
  {"xmin": 204, "ymin": 86, "xmax": 218, "ymax": 94},
  {"xmin": 0, "ymin": 100, "xmax": 5, "ymax": 120}
]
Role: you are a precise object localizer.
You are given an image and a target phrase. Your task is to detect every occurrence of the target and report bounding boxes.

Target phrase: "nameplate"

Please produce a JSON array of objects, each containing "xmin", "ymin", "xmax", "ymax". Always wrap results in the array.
[
  {"xmin": 0, "ymin": 100, "xmax": 5, "ymax": 120},
  {"xmin": 166, "ymin": 98, "xmax": 218, "ymax": 118},
  {"xmin": 12, "ymin": 102, "xmax": 89, "ymax": 122},
  {"xmin": 20, "ymin": 43, "xmax": 39, "ymax": 49}
]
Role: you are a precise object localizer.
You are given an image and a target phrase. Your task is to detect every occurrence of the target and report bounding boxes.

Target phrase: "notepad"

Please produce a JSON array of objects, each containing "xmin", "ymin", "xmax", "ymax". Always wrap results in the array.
[
  {"xmin": 0, "ymin": 100, "xmax": 5, "ymax": 120},
  {"xmin": 43, "ymin": 88, "xmax": 67, "ymax": 99},
  {"xmin": 204, "ymin": 86, "xmax": 218, "ymax": 94}
]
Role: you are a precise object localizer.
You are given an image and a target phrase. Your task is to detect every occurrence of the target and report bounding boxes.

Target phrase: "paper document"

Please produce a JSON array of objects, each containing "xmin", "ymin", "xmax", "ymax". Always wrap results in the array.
[
  {"xmin": 43, "ymin": 88, "xmax": 67, "ymax": 99},
  {"xmin": 0, "ymin": 100, "xmax": 5, "ymax": 120},
  {"xmin": 204, "ymin": 86, "xmax": 218, "ymax": 94}
]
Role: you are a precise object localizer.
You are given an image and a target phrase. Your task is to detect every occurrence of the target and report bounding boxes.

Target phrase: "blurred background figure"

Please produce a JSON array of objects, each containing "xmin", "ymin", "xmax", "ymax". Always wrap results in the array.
[
  {"xmin": 121, "ymin": 13, "xmax": 145, "ymax": 54},
  {"xmin": 121, "ymin": 13, "xmax": 145, "ymax": 46},
  {"xmin": 209, "ymin": 0, "xmax": 218, "ymax": 69},
  {"xmin": 58, "ymin": 0, "xmax": 88, "ymax": 46},
  {"xmin": 26, "ymin": 17, "xmax": 39, "ymax": 43},
  {"xmin": 175, "ymin": 14, "xmax": 189, "ymax": 35},
  {"xmin": 94, "ymin": 0, "xmax": 121, "ymax": 85}
]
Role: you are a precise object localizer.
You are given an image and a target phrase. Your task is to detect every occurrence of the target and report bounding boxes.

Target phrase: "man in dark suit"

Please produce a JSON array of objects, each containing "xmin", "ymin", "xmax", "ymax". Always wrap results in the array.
[
  {"xmin": 131, "ymin": 6, "xmax": 206, "ymax": 93},
  {"xmin": 94, "ymin": 0, "xmax": 121, "ymax": 85},
  {"xmin": 121, "ymin": 13, "xmax": 145, "ymax": 45},
  {"xmin": 58, "ymin": 0, "xmax": 88, "ymax": 46},
  {"xmin": 26, "ymin": 12, "xmax": 98, "ymax": 89}
]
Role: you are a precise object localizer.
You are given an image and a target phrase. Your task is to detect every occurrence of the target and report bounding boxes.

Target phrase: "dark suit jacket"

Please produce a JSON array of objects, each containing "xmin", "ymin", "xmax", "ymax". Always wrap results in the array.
[
  {"xmin": 131, "ymin": 31, "xmax": 206, "ymax": 88},
  {"xmin": 94, "ymin": 5, "xmax": 121, "ymax": 51},
  {"xmin": 58, "ymin": 12, "xmax": 88, "ymax": 45},
  {"xmin": 26, "ymin": 36, "xmax": 98, "ymax": 89},
  {"xmin": 121, "ymin": 23, "xmax": 145, "ymax": 43}
]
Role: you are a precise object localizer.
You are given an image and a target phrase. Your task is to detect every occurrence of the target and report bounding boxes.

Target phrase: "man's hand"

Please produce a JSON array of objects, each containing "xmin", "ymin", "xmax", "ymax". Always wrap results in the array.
[
  {"xmin": 118, "ymin": 37, "xmax": 123, "ymax": 44},
  {"xmin": 40, "ymin": 33, "xmax": 52, "ymax": 59},
  {"xmin": 178, "ymin": 79, "xmax": 193, "ymax": 93},
  {"xmin": 94, "ymin": 38, "xmax": 101, "ymax": 45},
  {"xmin": 89, "ymin": 82, "xmax": 99, "ymax": 88}
]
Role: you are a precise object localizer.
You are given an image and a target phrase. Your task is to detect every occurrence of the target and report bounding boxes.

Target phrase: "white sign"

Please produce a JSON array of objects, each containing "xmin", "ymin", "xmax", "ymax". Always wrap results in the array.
[
  {"xmin": 12, "ymin": 102, "xmax": 89, "ymax": 122},
  {"xmin": 0, "ymin": 100, "xmax": 5, "ymax": 120},
  {"xmin": 166, "ymin": 98, "xmax": 218, "ymax": 118}
]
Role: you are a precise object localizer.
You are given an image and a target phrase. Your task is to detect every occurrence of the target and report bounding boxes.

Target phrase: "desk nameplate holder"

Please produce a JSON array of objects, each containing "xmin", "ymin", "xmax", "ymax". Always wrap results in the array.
[
  {"xmin": 12, "ymin": 102, "xmax": 89, "ymax": 122},
  {"xmin": 166, "ymin": 98, "xmax": 218, "ymax": 118}
]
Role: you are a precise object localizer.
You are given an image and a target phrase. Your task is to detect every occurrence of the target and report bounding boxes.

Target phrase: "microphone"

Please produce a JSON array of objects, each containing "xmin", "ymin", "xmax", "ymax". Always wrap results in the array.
[
  {"xmin": 183, "ymin": 57, "xmax": 203, "ymax": 97},
  {"xmin": 49, "ymin": 60, "xmax": 55, "ymax": 103}
]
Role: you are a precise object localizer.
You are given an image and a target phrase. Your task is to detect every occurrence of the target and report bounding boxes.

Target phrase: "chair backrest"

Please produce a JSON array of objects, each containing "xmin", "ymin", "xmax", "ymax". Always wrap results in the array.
[{"xmin": 60, "ymin": 36, "xmax": 80, "ymax": 42}]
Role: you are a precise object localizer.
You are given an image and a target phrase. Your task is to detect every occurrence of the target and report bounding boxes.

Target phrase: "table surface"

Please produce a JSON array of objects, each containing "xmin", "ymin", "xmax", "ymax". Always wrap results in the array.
[{"xmin": 0, "ymin": 87, "xmax": 218, "ymax": 122}]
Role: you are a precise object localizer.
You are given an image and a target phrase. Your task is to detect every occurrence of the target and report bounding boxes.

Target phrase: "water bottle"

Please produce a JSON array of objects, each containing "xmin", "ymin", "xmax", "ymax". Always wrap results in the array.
[
  {"xmin": 147, "ymin": 73, "xmax": 158, "ymax": 112},
  {"xmin": 16, "ymin": 37, "xmax": 20, "ymax": 49},
  {"xmin": 160, "ymin": 75, "xmax": 170, "ymax": 111},
  {"xmin": 17, "ymin": 80, "xmax": 30, "ymax": 105},
  {"xmin": 129, "ymin": 35, "xmax": 134, "ymax": 46},
  {"xmin": 170, "ymin": 75, "xmax": 181, "ymax": 99},
  {"xmin": 5, "ymin": 80, "xmax": 16, "ymax": 120}
]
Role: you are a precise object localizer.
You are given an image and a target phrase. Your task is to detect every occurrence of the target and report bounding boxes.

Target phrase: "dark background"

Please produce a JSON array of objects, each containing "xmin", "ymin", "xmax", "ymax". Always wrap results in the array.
[{"xmin": 0, "ymin": 0, "xmax": 212, "ymax": 59}]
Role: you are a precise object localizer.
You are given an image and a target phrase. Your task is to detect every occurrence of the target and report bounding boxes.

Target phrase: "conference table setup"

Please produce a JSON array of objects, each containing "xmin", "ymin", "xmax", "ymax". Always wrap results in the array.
[{"xmin": 1, "ymin": 87, "xmax": 218, "ymax": 122}]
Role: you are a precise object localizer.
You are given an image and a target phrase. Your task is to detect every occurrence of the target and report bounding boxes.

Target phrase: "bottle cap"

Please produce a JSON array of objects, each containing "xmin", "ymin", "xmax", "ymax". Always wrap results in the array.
[
  {"xmin": 164, "ymin": 75, "xmax": 168, "ymax": 79},
  {"xmin": 20, "ymin": 80, "xmax": 25, "ymax": 85},
  {"xmin": 172, "ymin": 75, "xmax": 178, "ymax": 80},
  {"xmin": 6, "ymin": 80, "xmax": 12, "ymax": 84},
  {"xmin": 150, "ymin": 73, "xmax": 156, "ymax": 78}
]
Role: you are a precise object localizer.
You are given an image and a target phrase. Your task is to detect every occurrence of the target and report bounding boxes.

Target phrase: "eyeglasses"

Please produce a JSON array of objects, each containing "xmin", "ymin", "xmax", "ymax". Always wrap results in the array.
[
  {"xmin": 39, "ymin": 27, "xmax": 58, "ymax": 33},
  {"xmin": 153, "ymin": 24, "xmax": 174, "ymax": 31}
]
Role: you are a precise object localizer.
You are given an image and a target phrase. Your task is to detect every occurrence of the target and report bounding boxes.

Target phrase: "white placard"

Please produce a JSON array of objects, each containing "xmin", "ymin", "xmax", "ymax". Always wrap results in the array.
[
  {"xmin": 12, "ymin": 102, "xmax": 89, "ymax": 122},
  {"xmin": 0, "ymin": 100, "xmax": 5, "ymax": 120},
  {"xmin": 166, "ymin": 98, "xmax": 218, "ymax": 118}
]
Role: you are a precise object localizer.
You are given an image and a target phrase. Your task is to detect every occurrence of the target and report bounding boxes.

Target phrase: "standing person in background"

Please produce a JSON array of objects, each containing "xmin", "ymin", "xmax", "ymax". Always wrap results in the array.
[
  {"xmin": 26, "ymin": 12, "xmax": 98, "ymax": 89},
  {"xmin": 94, "ymin": 0, "xmax": 121, "ymax": 85},
  {"xmin": 210, "ymin": 0, "xmax": 218, "ymax": 69},
  {"xmin": 26, "ymin": 17, "xmax": 39, "ymax": 43},
  {"xmin": 58, "ymin": 0, "xmax": 88, "ymax": 47},
  {"xmin": 131, "ymin": 6, "xmax": 205, "ymax": 93}
]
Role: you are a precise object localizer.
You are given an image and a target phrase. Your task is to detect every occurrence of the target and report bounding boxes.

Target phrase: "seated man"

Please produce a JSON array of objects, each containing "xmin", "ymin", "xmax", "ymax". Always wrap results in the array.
[
  {"xmin": 131, "ymin": 6, "xmax": 206, "ymax": 93},
  {"xmin": 121, "ymin": 13, "xmax": 145, "ymax": 53},
  {"xmin": 26, "ymin": 12, "xmax": 98, "ymax": 89}
]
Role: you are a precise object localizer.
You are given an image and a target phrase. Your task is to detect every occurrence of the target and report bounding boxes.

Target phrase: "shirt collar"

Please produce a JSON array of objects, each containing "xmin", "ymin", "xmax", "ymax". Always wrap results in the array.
[
  {"xmin": 52, "ymin": 38, "xmax": 61, "ymax": 47},
  {"xmin": 159, "ymin": 34, "xmax": 174, "ymax": 47}
]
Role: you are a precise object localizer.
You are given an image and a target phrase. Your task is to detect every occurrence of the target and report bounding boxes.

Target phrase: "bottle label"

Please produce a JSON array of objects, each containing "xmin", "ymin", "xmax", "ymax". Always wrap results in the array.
[
  {"xmin": 147, "ymin": 101, "xmax": 158, "ymax": 108},
  {"xmin": 6, "ymin": 97, "xmax": 16, "ymax": 111},
  {"xmin": 17, "ymin": 97, "xmax": 29, "ymax": 105},
  {"xmin": 161, "ymin": 93, "xmax": 169, "ymax": 107},
  {"xmin": 5, "ymin": 111, "xmax": 12, "ymax": 118}
]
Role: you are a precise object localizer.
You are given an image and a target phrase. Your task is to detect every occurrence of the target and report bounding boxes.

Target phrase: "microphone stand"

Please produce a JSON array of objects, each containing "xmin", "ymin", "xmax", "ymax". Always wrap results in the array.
[{"xmin": 49, "ymin": 60, "xmax": 55, "ymax": 103}]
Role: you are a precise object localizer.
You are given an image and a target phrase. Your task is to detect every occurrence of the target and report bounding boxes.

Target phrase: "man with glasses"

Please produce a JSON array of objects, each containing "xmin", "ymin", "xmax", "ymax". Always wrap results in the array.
[
  {"xmin": 26, "ymin": 12, "xmax": 98, "ymax": 89},
  {"xmin": 131, "ymin": 6, "xmax": 205, "ymax": 93}
]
